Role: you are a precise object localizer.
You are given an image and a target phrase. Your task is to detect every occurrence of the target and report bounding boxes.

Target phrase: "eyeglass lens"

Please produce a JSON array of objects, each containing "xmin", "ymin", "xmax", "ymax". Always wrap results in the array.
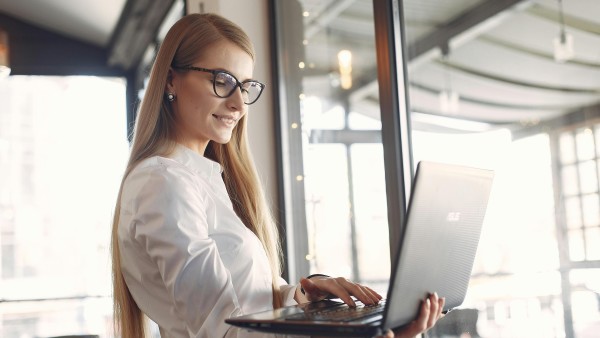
[{"xmin": 214, "ymin": 72, "xmax": 263, "ymax": 104}]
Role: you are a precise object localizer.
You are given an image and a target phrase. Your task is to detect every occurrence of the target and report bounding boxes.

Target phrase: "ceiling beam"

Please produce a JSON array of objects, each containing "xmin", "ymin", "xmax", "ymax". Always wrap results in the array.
[
  {"xmin": 512, "ymin": 102, "xmax": 600, "ymax": 139},
  {"xmin": 526, "ymin": 4, "xmax": 600, "ymax": 35},
  {"xmin": 304, "ymin": 0, "xmax": 357, "ymax": 41},
  {"xmin": 406, "ymin": 0, "xmax": 529, "ymax": 61},
  {"xmin": 107, "ymin": 0, "xmax": 175, "ymax": 71},
  {"xmin": 345, "ymin": 0, "xmax": 530, "ymax": 104}
]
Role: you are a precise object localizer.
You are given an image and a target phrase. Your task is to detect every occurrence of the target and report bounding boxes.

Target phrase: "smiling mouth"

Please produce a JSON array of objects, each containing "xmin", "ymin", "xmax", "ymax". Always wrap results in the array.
[{"xmin": 213, "ymin": 114, "xmax": 239, "ymax": 124}]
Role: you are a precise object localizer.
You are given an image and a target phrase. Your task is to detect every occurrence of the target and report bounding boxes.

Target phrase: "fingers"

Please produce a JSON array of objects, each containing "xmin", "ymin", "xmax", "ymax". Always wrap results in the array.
[
  {"xmin": 299, "ymin": 278, "xmax": 331, "ymax": 302},
  {"xmin": 416, "ymin": 297, "xmax": 432, "ymax": 331},
  {"xmin": 391, "ymin": 293, "xmax": 446, "ymax": 338},
  {"xmin": 393, "ymin": 298, "xmax": 431, "ymax": 338},
  {"xmin": 382, "ymin": 329, "xmax": 395, "ymax": 338},
  {"xmin": 437, "ymin": 295, "xmax": 446, "ymax": 321},
  {"xmin": 300, "ymin": 277, "xmax": 383, "ymax": 307},
  {"xmin": 336, "ymin": 278, "xmax": 381, "ymax": 305},
  {"xmin": 426, "ymin": 293, "xmax": 440, "ymax": 329},
  {"xmin": 366, "ymin": 286, "xmax": 384, "ymax": 301}
]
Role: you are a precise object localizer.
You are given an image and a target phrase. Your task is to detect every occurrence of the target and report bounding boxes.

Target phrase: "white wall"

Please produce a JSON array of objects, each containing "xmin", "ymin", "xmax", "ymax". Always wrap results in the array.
[{"xmin": 186, "ymin": 0, "xmax": 279, "ymax": 212}]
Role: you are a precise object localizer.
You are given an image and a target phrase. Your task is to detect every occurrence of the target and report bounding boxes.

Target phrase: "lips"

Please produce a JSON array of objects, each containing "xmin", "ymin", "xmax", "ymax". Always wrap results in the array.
[{"xmin": 212, "ymin": 114, "xmax": 239, "ymax": 125}]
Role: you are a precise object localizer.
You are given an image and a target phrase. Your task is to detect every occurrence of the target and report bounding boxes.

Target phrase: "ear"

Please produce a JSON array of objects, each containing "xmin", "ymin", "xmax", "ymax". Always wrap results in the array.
[{"xmin": 165, "ymin": 67, "xmax": 177, "ymax": 95}]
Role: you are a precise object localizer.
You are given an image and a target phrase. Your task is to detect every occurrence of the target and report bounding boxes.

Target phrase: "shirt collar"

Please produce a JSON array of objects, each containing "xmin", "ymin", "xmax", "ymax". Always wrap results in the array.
[{"xmin": 170, "ymin": 144, "xmax": 223, "ymax": 178}]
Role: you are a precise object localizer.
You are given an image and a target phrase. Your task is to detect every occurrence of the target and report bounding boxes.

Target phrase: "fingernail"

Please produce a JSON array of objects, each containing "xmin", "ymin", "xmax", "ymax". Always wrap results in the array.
[{"xmin": 426, "ymin": 298, "xmax": 431, "ymax": 306}]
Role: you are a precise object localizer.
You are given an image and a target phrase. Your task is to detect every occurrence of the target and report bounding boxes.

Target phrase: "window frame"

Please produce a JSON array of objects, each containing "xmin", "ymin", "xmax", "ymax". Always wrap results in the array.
[{"xmin": 269, "ymin": 0, "xmax": 413, "ymax": 282}]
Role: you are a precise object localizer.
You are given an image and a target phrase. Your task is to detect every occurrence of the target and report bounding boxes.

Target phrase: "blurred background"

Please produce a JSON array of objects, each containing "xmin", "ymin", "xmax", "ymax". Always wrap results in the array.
[{"xmin": 0, "ymin": 0, "xmax": 599, "ymax": 337}]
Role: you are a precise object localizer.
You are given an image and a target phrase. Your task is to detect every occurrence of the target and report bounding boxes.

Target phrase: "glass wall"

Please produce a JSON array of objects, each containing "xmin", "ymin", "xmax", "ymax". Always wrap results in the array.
[
  {"xmin": 272, "ymin": 0, "xmax": 392, "ymax": 292},
  {"xmin": 404, "ymin": 0, "xmax": 600, "ymax": 337},
  {"xmin": 273, "ymin": 0, "xmax": 600, "ymax": 337},
  {"xmin": 0, "ymin": 76, "xmax": 129, "ymax": 337}
]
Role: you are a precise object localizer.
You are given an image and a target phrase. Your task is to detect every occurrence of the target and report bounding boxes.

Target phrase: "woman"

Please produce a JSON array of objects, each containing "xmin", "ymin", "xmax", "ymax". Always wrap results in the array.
[{"xmin": 110, "ymin": 13, "xmax": 444, "ymax": 338}]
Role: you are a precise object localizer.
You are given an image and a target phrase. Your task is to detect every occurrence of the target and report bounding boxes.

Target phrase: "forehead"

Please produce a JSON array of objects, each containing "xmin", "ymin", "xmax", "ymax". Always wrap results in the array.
[{"xmin": 197, "ymin": 40, "xmax": 254, "ymax": 80}]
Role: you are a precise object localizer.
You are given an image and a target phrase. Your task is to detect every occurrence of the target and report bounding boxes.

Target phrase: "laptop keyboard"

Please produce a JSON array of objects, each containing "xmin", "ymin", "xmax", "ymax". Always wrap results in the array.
[{"xmin": 285, "ymin": 300, "xmax": 386, "ymax": 322}]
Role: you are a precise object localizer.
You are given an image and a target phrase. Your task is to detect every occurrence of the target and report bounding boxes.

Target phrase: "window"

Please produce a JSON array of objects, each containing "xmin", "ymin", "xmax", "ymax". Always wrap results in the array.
[
  {"xmin": 0, "ymin": 76, "xmax": 128, "ymax": 337},
  {"xmin": 558, "ymin": 126, "xmax": 600, "ymax": 261},
  {"xmin": 273, "ymin": 0, "xmax": 600, "ymax": 337},
  {"xmin": 272, "ymin": 0, "xmax": 394, "ymax": 292},
  {"xmin": 405, "ymin": 0, "xmax": 600, "ymax": 337}
]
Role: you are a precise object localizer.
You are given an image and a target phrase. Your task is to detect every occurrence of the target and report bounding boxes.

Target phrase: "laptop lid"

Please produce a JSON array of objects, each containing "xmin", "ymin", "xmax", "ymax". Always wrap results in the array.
[
  {"xmin": 383, "ymin": 161, "xmax": 494, "ymax": 330},
  {"xmin": 226, "ymin": 161, "xmax": 494, "ymax": 337}
]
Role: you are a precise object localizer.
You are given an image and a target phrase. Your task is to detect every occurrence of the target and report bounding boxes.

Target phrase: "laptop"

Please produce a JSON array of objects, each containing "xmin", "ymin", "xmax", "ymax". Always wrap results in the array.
[{"xmin": 226, "ymin": 161, "xmax": 495, "ymax": 337}]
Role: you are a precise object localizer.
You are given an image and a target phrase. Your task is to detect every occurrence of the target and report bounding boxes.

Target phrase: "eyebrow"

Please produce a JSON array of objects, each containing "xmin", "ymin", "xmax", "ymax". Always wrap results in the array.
[{"xmin": 196, "ymin": 66, "xmax": 255, "ymax": 83}]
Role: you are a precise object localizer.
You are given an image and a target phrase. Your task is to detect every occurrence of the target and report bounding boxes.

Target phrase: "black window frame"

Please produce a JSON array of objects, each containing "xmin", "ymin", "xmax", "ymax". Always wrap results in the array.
[{"xmin": 269, "ymin": 0, "xmax": 412, "ymax": 282}]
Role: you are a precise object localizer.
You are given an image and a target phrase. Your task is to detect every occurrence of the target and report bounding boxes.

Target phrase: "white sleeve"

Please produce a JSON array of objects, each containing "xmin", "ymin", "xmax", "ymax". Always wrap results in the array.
[
  {"xmin": 128, "ymin": 164, "xmax": 243, "ymax": 337},
  {"xmin": 276, "ymin": 277, "xmax": 298, "ymax": 306}
]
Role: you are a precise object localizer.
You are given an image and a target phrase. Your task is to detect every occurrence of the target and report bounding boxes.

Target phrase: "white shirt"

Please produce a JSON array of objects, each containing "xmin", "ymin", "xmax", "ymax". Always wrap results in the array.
[{"xmin": 118, "ymin": 145, "xmax": 297, "ymax": 337}]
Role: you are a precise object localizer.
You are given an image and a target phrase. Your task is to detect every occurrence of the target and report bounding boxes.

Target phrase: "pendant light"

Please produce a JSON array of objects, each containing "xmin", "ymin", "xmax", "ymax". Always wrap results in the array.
[{"xmin": 553, "ymin": 0, "xmax": 574, "ymax": 63}]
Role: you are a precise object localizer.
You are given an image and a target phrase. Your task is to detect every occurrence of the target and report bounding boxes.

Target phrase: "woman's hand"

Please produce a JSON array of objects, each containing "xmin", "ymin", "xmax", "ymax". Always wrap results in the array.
[
  {"xmin": 380, "ymin": 293, "xmax": 446, "ymax": 338},
  {"xmin": 294, "ymin": 276, "xmax": 445, "ymax": 338},
  {"xmin": 295, "ymin": 276, "xmax": 382, "ymax": 306}
]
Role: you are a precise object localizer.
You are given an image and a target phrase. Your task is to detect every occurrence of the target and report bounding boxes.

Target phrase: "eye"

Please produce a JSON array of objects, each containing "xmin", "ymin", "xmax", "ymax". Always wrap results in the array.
[
  {"xmin": 214, "ymin": 73, "xmax": 229, "ymax": 87},
  {"xmin": 242, "ymin": 82, "xmax": 259, "ymax": 91},
  {"xmin": 215, "ymin": 72, "xmax": 236, "ymax": 88}
]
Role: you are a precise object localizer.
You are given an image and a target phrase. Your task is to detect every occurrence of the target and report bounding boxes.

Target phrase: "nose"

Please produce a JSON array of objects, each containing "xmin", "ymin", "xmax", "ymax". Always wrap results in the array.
[{"xmin": 225, "ymin": 85, "xmax": 245, "ymax": 111}]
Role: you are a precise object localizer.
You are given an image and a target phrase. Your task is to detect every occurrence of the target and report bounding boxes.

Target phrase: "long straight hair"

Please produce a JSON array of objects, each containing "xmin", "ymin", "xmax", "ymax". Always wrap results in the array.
[{"xmin": 110, "ymin": 13, "xmax": 283, "ymax": 338}]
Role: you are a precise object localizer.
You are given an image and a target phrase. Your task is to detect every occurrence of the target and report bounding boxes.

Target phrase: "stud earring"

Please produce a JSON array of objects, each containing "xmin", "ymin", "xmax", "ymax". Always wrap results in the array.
[{"xmin": 167, "ymin": 93, "xmax": 175, "ymax": 102}]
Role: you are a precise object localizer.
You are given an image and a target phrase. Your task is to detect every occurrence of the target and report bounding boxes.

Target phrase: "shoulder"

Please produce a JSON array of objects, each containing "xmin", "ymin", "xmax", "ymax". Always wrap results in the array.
[
  {"xmin": 131, "ymin": 155, "xmax": 196, "ymax": 180},
  {"xmin": 132, "ymin": 156, "xmax": 191, "ymax": 175},
  {"xmin": 123, "ymin": 156, "xmax": 202, "ymax": 200}
]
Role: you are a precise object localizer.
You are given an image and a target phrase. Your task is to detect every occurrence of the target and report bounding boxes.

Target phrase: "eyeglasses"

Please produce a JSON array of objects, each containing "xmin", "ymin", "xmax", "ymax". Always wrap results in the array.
[{"xmin": 176, "ymin": 66, "xmax": 265, "ymax": 105}]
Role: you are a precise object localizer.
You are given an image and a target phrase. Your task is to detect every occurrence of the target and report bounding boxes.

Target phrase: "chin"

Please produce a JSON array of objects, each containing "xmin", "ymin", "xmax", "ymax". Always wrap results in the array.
[{"xmin": 213, "ymin": 136, "xmax": 233, "ymax": 144}]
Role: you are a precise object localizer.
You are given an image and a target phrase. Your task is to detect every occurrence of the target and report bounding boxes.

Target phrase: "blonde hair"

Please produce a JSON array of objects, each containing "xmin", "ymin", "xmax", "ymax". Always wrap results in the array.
[{"xmin": 111, "ymin": 13, "xmax": 283, "ymax": 338}]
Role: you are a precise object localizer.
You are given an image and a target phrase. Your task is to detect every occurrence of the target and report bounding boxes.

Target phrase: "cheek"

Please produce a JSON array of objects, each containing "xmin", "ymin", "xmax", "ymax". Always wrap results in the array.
[{"xmin": 180, "ymin": 95, "xmax": 209, "ymax": 118}]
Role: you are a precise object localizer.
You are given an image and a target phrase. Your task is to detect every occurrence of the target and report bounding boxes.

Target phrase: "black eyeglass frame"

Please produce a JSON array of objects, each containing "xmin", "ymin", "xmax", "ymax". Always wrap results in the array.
[{"xmin": 175, "ymin": 66, "xmax": 266, "ymax": 105}]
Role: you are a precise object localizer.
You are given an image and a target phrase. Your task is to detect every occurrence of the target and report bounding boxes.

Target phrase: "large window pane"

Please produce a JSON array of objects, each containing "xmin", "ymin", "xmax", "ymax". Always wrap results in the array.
[
  {"xmin": 350, "ymin": 144, "xmax": 389, "ymax": 290},
  {"xmin": 274, "ymin": 0, "xmax": 600, "ymax": 337},
  {"xmin": 576, "ymin": 128, "xmax": 595, "ymax": 162},
  {"xmin": 561, "ymin": 132, "xmax": 576, "ymax": 165},
  {"xmin": 404, "ymin": 0, "xmax": 600, "ymax": 337},
  {"xmin": 562, "ymin": 164, "xmax": 580, "ymax": 196},
  {"xmin": 578, "ymin": 161, "xmax": 598, "ymax": 194},
  {"xmin": 0, "ymin": 76, "xmax": 128, "ymax": 337},
  {"xmin": 274, "ymin": 0, "xmax": 391, "ymax": 286},
  {"xmin": 586, "ymin": 228, "xmax": 600, "ymax": 260},
  {"xmin": 304, "ymin": 144, "xmax": 353, "ymax": 277},
  {"xmin": 565, "ymin": 196, "xmax": 582, "ymax": 229},
  {"xmin": 570, "ymin": 269, "xmax": 600, "ymax": 335},
  {"xmin": 582, "ymin": 193, "xmax": 599, "ymax": 228}
]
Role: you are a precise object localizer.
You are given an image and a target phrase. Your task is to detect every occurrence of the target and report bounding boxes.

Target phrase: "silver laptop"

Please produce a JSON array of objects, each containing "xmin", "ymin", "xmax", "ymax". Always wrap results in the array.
[{"xmin": 226, "ymin": 161, "xmax": 494, "ymax": 337}]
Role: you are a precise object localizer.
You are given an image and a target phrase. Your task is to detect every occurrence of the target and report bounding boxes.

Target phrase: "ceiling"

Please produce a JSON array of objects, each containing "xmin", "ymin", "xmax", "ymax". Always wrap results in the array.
[
  {"xmin": 1, "ymin": 0, "xmax": 599, "ymax": 135},
  {"xmin": 300, "ymin": 0, "xmax": 600, "ymax": 134},
  {"xmin": 0, "ymin": 0, "xmax": 126, "ymax": 47},
  {"xmin": 0, "ymin": 0, "xmax": 180, "ymax": 73}
]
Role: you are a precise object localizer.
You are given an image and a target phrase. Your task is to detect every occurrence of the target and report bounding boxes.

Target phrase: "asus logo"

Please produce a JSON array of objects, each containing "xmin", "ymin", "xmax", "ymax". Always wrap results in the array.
[{"xmin": 446, "ymin": 212, "xmax": 461, "ymax": 222}]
